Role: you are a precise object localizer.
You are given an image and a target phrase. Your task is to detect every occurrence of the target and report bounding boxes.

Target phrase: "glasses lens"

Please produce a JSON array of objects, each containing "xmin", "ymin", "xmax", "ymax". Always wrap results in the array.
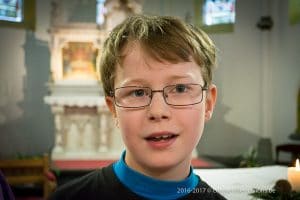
[
  {"xmin": 164, "ymin": 84, "xmax": 203, "ymax": 106},
  {"xmin": 114, "ymin": 87, "xmax": 151, "ymax": 107}
]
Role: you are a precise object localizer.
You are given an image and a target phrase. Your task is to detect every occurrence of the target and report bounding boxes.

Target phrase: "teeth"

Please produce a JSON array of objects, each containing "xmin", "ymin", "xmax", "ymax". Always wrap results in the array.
[
  {"xmin": 154, "ymin": 135, "xmax": 169, "ymax": 139},
  {"xmin": 151, "ymin": 134, "xmax": 173, "ymax": 140}
]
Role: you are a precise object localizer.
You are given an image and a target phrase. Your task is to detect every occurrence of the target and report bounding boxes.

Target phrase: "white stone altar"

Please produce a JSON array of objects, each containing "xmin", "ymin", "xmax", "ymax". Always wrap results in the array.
[
  {"xmin": 44, "ymin": 0, "xmax": 143, "ymax": 160},
  {"xmin": 44, "ymin": 81, "xmax": 124, "ymax": 160},
  {"xmin": 44, "ymin": 23, "xmax": 125, "ymax": 160}
]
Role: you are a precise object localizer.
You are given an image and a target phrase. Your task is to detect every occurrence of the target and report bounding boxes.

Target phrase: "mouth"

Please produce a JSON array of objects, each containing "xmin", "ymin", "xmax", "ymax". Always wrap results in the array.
[{"xmin": 145, "ymin": 133, "xmax": 179, "ymax": 142}]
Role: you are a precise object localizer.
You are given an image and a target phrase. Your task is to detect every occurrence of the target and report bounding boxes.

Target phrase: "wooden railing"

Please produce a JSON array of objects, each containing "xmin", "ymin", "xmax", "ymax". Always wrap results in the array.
[{"xmin": 0, "ymin": 154, "xmax": 56, "ymax": 199}]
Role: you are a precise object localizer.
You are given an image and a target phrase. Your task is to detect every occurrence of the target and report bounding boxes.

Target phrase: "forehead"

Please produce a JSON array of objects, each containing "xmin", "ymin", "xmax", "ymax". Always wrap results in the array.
[{"xmin": 115, "ymin": 42, "xmax": 204, "ymax": 86}]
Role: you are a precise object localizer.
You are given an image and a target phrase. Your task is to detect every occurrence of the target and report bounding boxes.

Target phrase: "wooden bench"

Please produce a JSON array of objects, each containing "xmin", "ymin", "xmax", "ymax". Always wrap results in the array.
[{"xmin": 0, "ymin": 154, "xmax": 56, "ymax": 199}]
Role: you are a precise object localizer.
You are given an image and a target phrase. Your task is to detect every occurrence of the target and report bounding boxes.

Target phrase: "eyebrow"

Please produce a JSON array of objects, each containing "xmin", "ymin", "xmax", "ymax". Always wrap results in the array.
[
  {"xmin": 167, "ymin": 75, "xmax": 192, "ymax": 80},
  {"xmin": 119, "ymin": 78, "xmax": 148, "ymax": 87},
  {"xmin": 119, "ymin": 75, "xmax": 194, "ymax": 87}
]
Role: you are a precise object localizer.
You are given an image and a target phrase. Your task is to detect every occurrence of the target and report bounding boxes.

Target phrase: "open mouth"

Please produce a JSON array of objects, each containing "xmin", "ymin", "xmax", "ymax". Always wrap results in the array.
[{"xmin": 145, "ymin": 134, "xmax": 178, "ymax": 142}]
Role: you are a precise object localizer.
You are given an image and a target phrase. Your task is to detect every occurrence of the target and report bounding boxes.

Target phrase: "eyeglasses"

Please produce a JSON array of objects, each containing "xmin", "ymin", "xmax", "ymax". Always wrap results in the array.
[{"xmin": 110, "ymin": 83, "xmax": 208, "ymax": 108}]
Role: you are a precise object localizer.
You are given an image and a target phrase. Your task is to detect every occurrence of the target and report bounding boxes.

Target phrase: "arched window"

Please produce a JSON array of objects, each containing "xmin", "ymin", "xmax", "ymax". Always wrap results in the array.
[{"xmin": 96, "ymin": 0, "xmax": 106, "ymax": 25}]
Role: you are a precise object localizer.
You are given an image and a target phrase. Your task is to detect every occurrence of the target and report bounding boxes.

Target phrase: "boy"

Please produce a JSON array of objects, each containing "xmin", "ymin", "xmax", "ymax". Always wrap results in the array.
[{"xmin": 49, "ymin": 14, "xmax": 226, "ymax": 200}]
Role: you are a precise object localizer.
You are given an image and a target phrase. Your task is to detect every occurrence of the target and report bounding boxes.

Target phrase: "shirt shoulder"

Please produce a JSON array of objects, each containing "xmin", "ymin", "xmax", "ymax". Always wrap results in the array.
[
  {"xmin": 48, "ymin": 164, "xmax": 144, "ymax": 200},
  {"xmin": 48, "ymin": 167, "xmax": 103, "ymax": 200}
]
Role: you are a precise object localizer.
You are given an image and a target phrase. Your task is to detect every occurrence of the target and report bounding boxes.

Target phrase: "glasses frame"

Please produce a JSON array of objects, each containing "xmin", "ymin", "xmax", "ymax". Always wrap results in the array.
[{"xmin": 109, "ymin": 83, "xmax": 208, "ymax": 108}]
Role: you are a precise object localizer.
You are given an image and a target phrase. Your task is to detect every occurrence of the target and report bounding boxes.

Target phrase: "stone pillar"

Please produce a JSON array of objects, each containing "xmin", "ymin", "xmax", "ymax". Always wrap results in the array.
[{"xmin": 52, "ymin": 106, "xmax": 64, "ymax": 153}]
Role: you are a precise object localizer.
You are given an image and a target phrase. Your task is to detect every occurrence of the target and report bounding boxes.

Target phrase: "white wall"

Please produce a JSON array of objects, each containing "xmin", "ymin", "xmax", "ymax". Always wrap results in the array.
[
  {"xmin": 0, "ymin": 0, "xmax": 299, "ymax": 158},
  {"xmin": 0, "ymin": 0, "xmax": 53, "ymax": 158},
  {"xmin": 271, "ymin": 0, "xmax": 300, "ymax": 147}
]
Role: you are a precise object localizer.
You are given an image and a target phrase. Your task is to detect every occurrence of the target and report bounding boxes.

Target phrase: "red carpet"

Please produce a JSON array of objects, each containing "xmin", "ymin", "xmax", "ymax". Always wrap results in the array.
[{"xmin": 52, "ymin": 158, "xmax": 215, "ymax": 170}]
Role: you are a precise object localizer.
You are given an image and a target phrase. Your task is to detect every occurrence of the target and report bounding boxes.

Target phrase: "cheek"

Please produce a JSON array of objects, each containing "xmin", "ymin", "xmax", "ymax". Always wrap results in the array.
[
  {"xmin": 116, "ymin": 110, "xmax": 144, "ymax": 138},
  {"xmin": 179, "ymin": 107, "xmax": 206, "ymax": 138}
]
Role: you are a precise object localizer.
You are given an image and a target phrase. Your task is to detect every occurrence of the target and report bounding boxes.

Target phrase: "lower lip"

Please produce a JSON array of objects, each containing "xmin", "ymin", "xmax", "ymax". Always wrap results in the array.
[{"xmin": 145, "ymin": 136, "xmax": 178, "ymax": 149}]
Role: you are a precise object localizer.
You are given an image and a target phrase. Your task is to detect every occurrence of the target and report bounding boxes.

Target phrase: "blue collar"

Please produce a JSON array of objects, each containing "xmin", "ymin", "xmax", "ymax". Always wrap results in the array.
[{"xmin": 113, "ymin": 151, "xmax": 199, "ymax": 200}]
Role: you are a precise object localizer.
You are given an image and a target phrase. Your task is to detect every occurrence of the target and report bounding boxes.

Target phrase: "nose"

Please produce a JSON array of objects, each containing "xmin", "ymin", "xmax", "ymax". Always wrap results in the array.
[{"xmin": 147, "ymin": 91, "xmax": 171, "ymax": 121}]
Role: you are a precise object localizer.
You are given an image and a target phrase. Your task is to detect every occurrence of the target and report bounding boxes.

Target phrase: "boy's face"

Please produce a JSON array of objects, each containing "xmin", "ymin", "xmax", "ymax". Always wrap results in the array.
[{"xmin": 106, "ymin": 42, "xmax": 217, "ymax": 179}]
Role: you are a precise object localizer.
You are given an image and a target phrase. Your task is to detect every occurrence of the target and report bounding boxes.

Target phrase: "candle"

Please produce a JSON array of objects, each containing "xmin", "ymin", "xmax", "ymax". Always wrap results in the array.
[{"xmin": 288, "ymin": 158, "xmax": 300, "ymax": 192}]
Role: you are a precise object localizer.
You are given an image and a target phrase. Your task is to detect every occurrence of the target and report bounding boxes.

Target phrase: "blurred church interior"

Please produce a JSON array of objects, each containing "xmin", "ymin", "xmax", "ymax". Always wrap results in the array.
[{"xmin": 0, "ymin": 0, "xmax": 299, "ymax": 199}]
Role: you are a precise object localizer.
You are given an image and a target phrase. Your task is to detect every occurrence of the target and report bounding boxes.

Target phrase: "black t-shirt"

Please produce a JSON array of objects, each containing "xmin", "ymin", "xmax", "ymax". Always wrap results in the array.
[{"xmin": 49, "ymin": 164, "xmax": 227, "ymax": 200}]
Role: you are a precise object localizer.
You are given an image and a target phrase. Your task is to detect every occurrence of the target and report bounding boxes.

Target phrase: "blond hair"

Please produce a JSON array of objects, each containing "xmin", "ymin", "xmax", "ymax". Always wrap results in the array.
[{"xmin": 100, "ymin": 14, "xmax": 216, "ymax": 96}]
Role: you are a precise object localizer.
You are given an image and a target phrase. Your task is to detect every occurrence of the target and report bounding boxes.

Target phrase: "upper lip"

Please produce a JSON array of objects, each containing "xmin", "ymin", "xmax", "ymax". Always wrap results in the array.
[{"xmin": 144, "ymin": 131, "xmax": 179, "ymax": 139}]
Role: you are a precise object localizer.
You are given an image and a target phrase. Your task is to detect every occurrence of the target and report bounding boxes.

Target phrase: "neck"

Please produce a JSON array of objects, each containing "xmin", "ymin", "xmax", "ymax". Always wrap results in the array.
[{"xmin": 113, "ymin": 151, "xmax": 199, "ymax": 200}]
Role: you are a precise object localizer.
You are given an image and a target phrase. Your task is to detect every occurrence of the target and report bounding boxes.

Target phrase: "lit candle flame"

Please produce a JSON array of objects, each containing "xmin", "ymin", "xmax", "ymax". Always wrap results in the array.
[{"xmin": 296, "ymin": 158, "xmax": 300, "ymax": 170}]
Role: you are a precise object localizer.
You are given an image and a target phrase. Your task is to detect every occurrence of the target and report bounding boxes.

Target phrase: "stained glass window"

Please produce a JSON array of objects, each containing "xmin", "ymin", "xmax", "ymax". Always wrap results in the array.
[
  {"xmin": 203, "ymin": 0, "xmax": 235, "ymax": 26},
  {"xmin": 0, "ymin": 0, "xmax": 23, "ymax": 23},
  {"xmin": 96, "ymin": 0, "xmax": 106, "ymax": 25}
]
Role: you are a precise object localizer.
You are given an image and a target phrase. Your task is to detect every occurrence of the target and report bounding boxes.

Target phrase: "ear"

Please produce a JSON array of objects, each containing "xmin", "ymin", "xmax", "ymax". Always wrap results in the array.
[
  {"xmin": 105, "ymin": 96, "xmax": 117, "ymax": 118},
  {"xmin": 205, "ymin": 84, "xmax": 217, "ymax": 122}
]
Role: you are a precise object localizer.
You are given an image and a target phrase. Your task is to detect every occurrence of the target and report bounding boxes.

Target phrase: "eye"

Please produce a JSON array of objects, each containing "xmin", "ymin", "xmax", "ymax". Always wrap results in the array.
[
  {"xmin": 132, "ymin": 89, "xmax": 146, "ymax": 97},
  {"xmin": 174, "ymin": 84, "xmax": 188, "ymax": 93}
]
